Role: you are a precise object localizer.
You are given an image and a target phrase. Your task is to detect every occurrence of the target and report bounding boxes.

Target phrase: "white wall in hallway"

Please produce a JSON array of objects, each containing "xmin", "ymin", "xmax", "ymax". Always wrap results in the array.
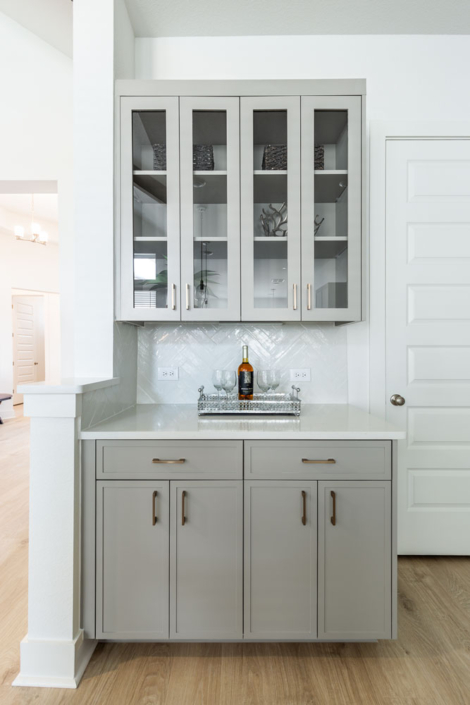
[{"xmin": 135, "ymin": 34, "xmax": 470, "ymax": 410}]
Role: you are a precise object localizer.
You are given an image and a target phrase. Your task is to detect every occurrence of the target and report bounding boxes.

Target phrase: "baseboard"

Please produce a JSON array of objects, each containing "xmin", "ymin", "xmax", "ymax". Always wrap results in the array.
[{"xmin": 12, "ymin": 632, "xmax": 97, "ymax": 689}]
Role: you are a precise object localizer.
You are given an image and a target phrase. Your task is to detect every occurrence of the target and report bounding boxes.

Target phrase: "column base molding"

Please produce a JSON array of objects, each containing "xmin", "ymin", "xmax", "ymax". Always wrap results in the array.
[{"xmin": 13, "ymin": 631, "xmax": 97, "ymax": 689}]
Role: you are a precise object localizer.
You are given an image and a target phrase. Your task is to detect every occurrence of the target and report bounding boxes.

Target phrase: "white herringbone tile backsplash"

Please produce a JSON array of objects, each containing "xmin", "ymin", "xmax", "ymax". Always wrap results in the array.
[{"xmin": 137, "ymin": 322, "xmax": 348, "ymax": 404}]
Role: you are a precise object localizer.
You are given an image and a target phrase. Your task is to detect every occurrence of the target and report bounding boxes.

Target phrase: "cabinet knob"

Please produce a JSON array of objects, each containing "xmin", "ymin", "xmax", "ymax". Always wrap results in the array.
[{"xmin": 390, "ymin": 394, "xmax": 405, "ymax": 406}]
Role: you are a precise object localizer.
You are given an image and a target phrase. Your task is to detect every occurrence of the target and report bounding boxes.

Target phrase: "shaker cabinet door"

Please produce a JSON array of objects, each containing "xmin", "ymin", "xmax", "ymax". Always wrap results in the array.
[
  {"xmin": 241, "ymin": 97, "xmax": 302, "ymax": 321},
  {"xmin": 244, "ymin": 481, "xmax": 317, "ymax": 639},
  {"xmin": 96, "ymin": 481, "xmax": 170, "ymax": 639},
  {"xmin": 318, "ymin": 481, "xmax": 391, "ymax": 639},
  {"xmin": 170, "ymin": 480, "xmax": 243, "ymax": 639}
]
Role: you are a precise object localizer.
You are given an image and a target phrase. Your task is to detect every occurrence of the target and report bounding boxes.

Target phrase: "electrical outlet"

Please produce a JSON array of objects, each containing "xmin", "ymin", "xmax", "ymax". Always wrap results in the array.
[
  {"xmin": 157, "ymin": 367, "xmax": 179, "ymax": 381},
  {"xmin": 290, "ymin": 368, "xmax": 311, "ymax": 382}
]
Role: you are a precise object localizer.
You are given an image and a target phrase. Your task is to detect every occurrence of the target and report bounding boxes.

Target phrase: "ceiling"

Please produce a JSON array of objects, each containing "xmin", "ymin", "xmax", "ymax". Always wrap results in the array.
[
  {"xmin": 0, "ymin": 193, "xmax": 58, "ymax": 224},
  {"xmin": 0, "ymin": 0, "xmax": 72, "ymax": 57},
  {"xmin": 125, "ymin": 0, "xmax": 470, "ymax": 36}
]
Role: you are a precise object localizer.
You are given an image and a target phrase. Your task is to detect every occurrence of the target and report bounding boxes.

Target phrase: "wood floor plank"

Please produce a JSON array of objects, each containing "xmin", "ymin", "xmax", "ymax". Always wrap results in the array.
[{"xmin": 1, "ymin": 407, "xmax": 470, "ymax": 705}]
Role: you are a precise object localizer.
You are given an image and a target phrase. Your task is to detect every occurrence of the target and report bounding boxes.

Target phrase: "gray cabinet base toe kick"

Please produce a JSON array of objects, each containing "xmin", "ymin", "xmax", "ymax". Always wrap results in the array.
[{"xmin": 83, "ymin": 439, "xmax": 396, "ymax": 643}]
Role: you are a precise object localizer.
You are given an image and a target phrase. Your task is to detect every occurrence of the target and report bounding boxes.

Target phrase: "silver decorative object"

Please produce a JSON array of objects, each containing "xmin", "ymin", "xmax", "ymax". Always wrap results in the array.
[
  {"xmin": 262, "ymin": 144, "xmax": 287, "ymax": 170},
  {"xmin": 260, "ymin": 202, "xmax": 287, "ymax": 237},
  {"xmin": 314, "ymin": 144, "xmax": 324, "ymax": 170},
  {"xmin": 314, "ymin": 215, "xmax": 325, "ymax": 235},
  {"xmin": 197, "ymin": 385, "xmax": 301, "ymax": 416},
  {"xmin": 152, "ymin": 143, "xmax": 166, "ymax": 170},
  {"xmin": 193, "ymin": 144, "xmax": 214, "ymax": 171}
]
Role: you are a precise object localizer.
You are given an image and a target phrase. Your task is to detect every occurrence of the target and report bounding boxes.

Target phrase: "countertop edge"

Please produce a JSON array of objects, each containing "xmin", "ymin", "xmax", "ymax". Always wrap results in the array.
[{"xmin": 80, "ymin": 431, "xmax": 406, "ymax": 440}]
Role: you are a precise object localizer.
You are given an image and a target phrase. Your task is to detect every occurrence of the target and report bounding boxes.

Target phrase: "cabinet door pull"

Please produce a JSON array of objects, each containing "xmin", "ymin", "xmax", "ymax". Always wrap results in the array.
[
  {"xmin": 152, "ymin": 458, "xmax": 185, "ymax": 464},
  {"xmin": 152, "ymin": 490, "xmax": 158, "ymax": 526},
  {"xmin": 330, "ymin": 490, "xmax": 336, "ymax": 526},
  {"xmin": 301, "ymin": 490, "xmax": 307, "ymax": 526},
  {"xmin": 307, "ymin": 283, "xmax": 312, "ymax": 311},
  {"xmin": 182, "ymin": 490, "xmax": 187, "ymax": 526},
  {"xmin": 293, "ymin": 283, "xmax": 298, "ymax": 310},
  {"xmin": 186, "ymin": 283, "xmax": 190, "ymax": 310},
  {"xmin": 302, "ymin": 458, "xmax": 336, "ymax": 464},
  {"xmin": 171, "ymin": 283, "xmax": 176, "ymax": 310}
]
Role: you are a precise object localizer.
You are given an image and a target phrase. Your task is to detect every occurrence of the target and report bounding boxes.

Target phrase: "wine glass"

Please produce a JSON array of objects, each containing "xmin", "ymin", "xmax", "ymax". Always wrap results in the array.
[
  {"xmin": 212, "ymin": 370, "xmax": 224, "ymax": 400},
  {"xmin": 222, "ymin": 371, "xmax": 236, "ymax": 398},
  {"xmin": 266, "ymin": 370, "xmax": 281, "ymax": 393},
  {"xmin": 257, "ymin": 370, "xmax": 271, "ymax": 397}
]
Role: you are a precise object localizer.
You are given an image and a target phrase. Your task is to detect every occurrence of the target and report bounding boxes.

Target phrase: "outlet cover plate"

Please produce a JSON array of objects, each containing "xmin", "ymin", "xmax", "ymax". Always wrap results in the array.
[
  {"xmin": 157, "ymin": 367, "xmax": 179, "ymax": 381},
  {"xmin": 290, "ymin": 368, "xmax": 311, "ymax": 382}
]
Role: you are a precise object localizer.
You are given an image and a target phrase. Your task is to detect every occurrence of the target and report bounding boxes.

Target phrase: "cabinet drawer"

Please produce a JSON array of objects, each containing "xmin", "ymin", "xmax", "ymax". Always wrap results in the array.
[
  {"xmin": 97, "ymin": 440, "xmax": 243, "ymax": 479},
  {"xmin": 245, "ymin": 441, "xmax": 391, "ymax": 480}
]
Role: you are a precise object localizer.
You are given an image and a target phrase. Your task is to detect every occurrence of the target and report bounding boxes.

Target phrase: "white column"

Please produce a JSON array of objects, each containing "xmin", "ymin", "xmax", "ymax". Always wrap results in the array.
[{"xmin": 13, "ymin": 393, "xmax": 96, "ymax": 688}]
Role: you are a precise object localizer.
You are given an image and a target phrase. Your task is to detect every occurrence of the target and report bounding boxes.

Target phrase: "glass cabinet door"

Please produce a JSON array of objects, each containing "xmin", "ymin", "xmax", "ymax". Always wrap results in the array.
[
  {"xmin": 301, "ymin": 96, "xmax": 362, "ymax": 321},
  {"xmin": 180, "ymin": 97, "xmax": 240, "ymax": 321},
  {"xmin": 241, "ymin": 97, "xmax": 301, "ymax": 321},
  {"xmin": 120, "ymin": 97, "xmax": 180, "ymax": 321}
]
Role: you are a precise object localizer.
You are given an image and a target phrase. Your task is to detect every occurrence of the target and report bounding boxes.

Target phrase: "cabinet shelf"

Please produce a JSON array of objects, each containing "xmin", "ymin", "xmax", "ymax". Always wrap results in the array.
[
  {"xmin": 134, "ymin": 174, "xmax": 167, "ymax": 204},
  {"xmin": 315, "ymin": 237, "xmax": 348, "ymax": 259},
  {"xmin": 193, "ymin": 173, "xmax": 227, "ymax": 204},
  {"xmin": 314, "ymin": 170, "xmax": 348, "ymax": 175},
  {"xmin": 254, "ymin": 170, "xmax": 288, "ymax": 176},
  {"xmin": 254, "ymin": 237, "xmax": 287, "ymax": 242},
  {"xmin": 194, "ymin": 170, "xmax": 227, "ymax": 176},
  {"xmin": 134, "ymin": 237, "xmax": 167, "ymax": 242},
  {"xmin": 194, "ymin": 237, "xmax": 227, "ymax": 242},
  {"xmin": 133, "ymin": 170, "xmax": 167, "ymax": 176}
]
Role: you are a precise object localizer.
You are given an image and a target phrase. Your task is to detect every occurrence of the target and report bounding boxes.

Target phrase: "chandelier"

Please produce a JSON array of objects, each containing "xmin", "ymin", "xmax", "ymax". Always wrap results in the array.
[{"xmin": 14, "ymin": 194, "xmax": 48, "ymax": 245}]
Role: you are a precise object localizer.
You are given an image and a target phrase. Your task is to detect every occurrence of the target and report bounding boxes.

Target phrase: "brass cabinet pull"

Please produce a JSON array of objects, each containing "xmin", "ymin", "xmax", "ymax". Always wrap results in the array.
[
  {"xmin": 186, "ymin": 283, "xmax": 190, "ymax": 310},
  {"xmin": 302, "ymin": 458, "xmax": 336, "ymax": 464},
  {"xmin": 182, "ymin": 490, "xmax": 186, "ymax": 526},
  {"xmin": 301, "ymin": 490, "xmax": 307, "ymax": 526},
  {"xmin": 171, "ymin": 283, "xmax": 176, "ymax": 310},
  {"xmin": 152, "ymin": 458, "xmax": 186, "ymax": 464},
  {"xmin": 293, "ymin": 283, "xmax": 297, "ymax": 310},
  {"xmin": 330, "ymin": 490, "xmax": 336, "ymax": 526},
  {"xmin": 152, "ymin": 490, "xmax": 158, "ymax": 526},
  {"xmin": 307, "ymin": 283, "xmax": 312, "ymax": 311}
]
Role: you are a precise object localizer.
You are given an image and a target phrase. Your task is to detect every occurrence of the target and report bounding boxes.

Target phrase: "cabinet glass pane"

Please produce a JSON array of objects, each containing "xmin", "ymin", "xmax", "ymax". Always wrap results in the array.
[
  {"xmin": 253, "ymin": 110, "xmax": 288, "ymax": 309},
  {"xmin": 192, "ymin": 111, "xmax": 228, "ymax": 309},
  {"xmin": 132, "ymin": 111, "xmax": 169, "ymax": 309},
  {"xmin": 313, "ymin": 110, "xmax": 348, "ymax": 309}
]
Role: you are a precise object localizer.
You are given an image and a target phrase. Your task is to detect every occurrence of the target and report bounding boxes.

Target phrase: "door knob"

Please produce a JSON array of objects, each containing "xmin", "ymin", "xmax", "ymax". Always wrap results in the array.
[
  {"xmin": 390, "ymin": 394, "xmax": 405, "ymax": 406},
  {"xmin": 34, "ymin": 362, "xmax": 38, "ymax": 365}
]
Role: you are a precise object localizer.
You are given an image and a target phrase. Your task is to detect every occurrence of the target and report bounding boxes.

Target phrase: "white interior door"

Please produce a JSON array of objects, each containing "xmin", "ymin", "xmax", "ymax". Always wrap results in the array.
[
  {"xmin": 12, "ymin": 295, "xmax": 45, "ymax": 404},
  {"xmin": 386, "ymin": 139, "xmax": 470, "ymax": 554}
]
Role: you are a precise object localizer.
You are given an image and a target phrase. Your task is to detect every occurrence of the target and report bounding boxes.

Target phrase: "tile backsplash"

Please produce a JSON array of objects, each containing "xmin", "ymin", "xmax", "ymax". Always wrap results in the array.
[{"xmin": 137, "ymin": 322, "xmax": 347, "ymax": 404}]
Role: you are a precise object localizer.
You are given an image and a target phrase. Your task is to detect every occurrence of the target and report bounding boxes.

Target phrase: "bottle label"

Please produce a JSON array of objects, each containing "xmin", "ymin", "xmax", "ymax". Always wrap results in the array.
[{"xmin": 239, "ymin": 371, "xmax": 253, "ymax": 396}]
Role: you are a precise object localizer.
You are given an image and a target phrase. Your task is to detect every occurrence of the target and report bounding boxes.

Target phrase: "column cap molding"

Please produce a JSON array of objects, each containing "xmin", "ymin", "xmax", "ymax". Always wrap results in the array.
[{"xmin": 18, "ymin": 378, "xmax": 119, "ymax": 395}]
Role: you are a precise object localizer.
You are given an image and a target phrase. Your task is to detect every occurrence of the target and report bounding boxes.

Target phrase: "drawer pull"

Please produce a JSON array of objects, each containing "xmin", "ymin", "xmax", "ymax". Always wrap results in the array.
[
  {"xmin": 152, "ymin": 458, "xmax": 186, "ymax": 464},
  {"xmin": 301, "ymin": 490, "xmax": 307, "ymax": 526},
  {"xmin": 152, "ymin": 490, "xmax": 158, "ymax": 526},
  {"xmin": 186, "ymin": 283, "xmax": 190, "ymax": 310},
  {"xmin": 293, "ymin": 283, "xmax": 298, "ymax": 310},
  {"xmin": 302, "ymin": 458, "xmax": 336, "ymax": 464},
  {"xmin": 182, "ymin": 490, "xmax": 187, "ymax": 526},
  {"xmin": 330, "ymin": 490, "xmax": 336, "ymax": 526},
  {"xmin": 307, "ymin": 283, "xmax": 312, "ymax": 311},
  {"xmin": 171, "ymin": 283, "xmax": 176, "ymax": 310}
]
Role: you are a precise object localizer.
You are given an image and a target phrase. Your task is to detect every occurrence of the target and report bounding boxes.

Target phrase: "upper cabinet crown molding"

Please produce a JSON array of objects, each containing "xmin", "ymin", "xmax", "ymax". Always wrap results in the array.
[{"xmin": 116, "ymin": 80, "xmax": 365, "ymax": 323}]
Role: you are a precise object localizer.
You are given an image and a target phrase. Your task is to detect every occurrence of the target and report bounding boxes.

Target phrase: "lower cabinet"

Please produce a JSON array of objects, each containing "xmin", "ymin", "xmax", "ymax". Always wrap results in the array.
[
  {"xmin": 318, "ymin": 481, "xmax": 392, "ymax": 639},
  {"xmin": 96, "ymin": 480, "xmax": 170, "ymax": 639},
  {"xmin": 244, "ymin": 481, "xmax": 317, "ymax": 639},
  {"xmin": 170, "ymin": 480, "xmax": 243, "ymax": 639}
]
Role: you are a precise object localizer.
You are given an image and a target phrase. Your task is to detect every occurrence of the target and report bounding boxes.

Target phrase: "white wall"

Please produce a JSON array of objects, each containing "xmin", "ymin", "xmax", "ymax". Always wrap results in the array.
[
  {"xmin": 0, "ymin": 12, "xmax": 73, "ymax": 380},
  {"xmin": 135, "ymin": 34, "xmax": 470, "ymax": 410}
]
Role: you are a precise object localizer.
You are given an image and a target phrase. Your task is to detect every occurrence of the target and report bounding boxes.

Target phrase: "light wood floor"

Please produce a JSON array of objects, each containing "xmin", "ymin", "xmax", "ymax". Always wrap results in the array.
[{"xmin": 1, "ymin": 408, "xmax": 470, "ymax": 705}]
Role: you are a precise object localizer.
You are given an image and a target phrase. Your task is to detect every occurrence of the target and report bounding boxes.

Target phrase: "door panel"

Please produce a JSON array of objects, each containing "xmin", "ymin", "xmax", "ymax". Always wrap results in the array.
[
  {"xmin": 386, "ymin": 140, "xmax": 470, "ymax": 554},
  {"xmin": 96, "ymin": 480, "xmax": 169, "ymax": 639},
  {"xmin": 120, "ymin": 97, "xmax": 180, "ymax": 321},
  {"xmin": 180, "ymin": 97, "xmax": 240, "ymax": 320},
  {"xmin": 241, "ymin": 97, "xmax": 301, "ymax": 321},
  {"xmin": 244, "ymin": 481, "xmax": 317, "ymax": 639},
  {"xmin": 12, "ymin": 295, "xmax": 45, "ymax": 404},
  {"xmin": 170, "ymin": 480, "xmax": 243, "ymax": 639},
  {"xmin": 301, "ymin": 96, "xmax": 362, "ymax": 321},
  {"xmin": 318, "ymin": 481, "xmax": 391, "ymax": 640}
]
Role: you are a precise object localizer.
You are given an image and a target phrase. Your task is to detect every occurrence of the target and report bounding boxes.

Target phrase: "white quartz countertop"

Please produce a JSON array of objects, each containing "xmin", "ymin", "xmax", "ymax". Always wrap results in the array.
[{"xmin": 80, "ymin": 404, "xmax": 405, "ymax": 440}]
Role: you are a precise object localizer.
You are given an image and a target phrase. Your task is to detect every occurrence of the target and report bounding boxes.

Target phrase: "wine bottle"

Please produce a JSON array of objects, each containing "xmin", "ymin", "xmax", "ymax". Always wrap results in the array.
[{"xmin": 238, "ymin": 345, "xmax": 254, "ymax": 400}]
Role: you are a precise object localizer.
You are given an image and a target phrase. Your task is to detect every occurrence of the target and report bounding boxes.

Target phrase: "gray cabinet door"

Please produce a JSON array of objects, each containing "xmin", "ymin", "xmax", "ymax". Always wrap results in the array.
[
  {"xmin": 244, "ymin": 481, "xmax": 317, "ymax": 639},
  {"xmin": 170, "ymin": 480, "xmax": 243, "ymax": 639},
  {"xmin": 318, "ymin": 481, "xmax": 391, "ymax": 639},
  {"xmin": 96, "ymin": 480, "xmax": 169, "ymax": 639}
]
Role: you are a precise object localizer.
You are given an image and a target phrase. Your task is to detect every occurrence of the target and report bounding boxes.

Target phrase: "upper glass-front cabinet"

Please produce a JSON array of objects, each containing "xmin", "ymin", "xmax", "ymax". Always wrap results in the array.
[
  {"xmin": 118, "ymin": 85, "xmax": 363, "ymax": 323},
  {"xmin": 241, "ymin": 97, "xmax": 301, "ymax": 321},
  {"xmin": 121, "ymin": 97, "xmax": 180, "ymax": 321},
  {"xmin": 180, "ymin": 98, "xmax": 240, "ymax": 320},
  {"xmin": 301, "ymin": 96, "xmax": 362, "ymax": 321}
]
